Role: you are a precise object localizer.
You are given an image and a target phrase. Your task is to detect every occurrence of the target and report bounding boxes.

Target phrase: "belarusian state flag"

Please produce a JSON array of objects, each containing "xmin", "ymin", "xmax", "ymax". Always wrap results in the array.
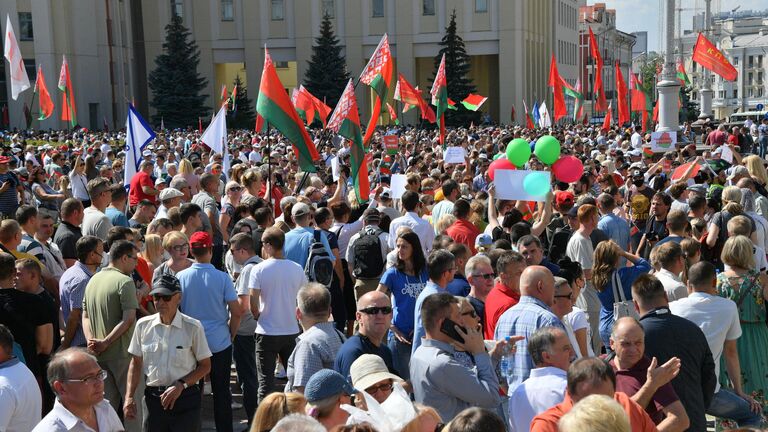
[
  {"xmin": 220, "ymin": 84, "xmax": 228, "ymax": 105},
  {"xmin": 523, "ymin": 100, "xmax": 533, "ymax": 129},
  {"xmin": 461, "ymin": 94, "xmax": 488, "ymax": 111},
  {"xmin": 431, "ymin": 54, "xmax": 448, "ymax": 145},
  {"xmin": 447, "ymin": 98, "xmax": 458, "ymax": 111},
  {"xmin": 229, "ymin": 84, "xmax": 238, "ymax": 112},
  {"xmin": 35, "ymin": 65, "xmax": 54, "ymax": 120},
  {"xmin": 293, "ymin": 86, "xmax": 316, "ymax": 126},
  {"xmin": 676, "ymin": 60, "xmax": 690, "ymax": 86},
  {"xmin": 58, "ymin": 55, "xmax": 77, "ymax": 127},
  {"xmin": 548, "ymin": 54, "xmax": 567, "ymax": 122},
  {"xmin": 359, "ymin": 34, "xmax": 393, "ymax": 146},
  {"xmin": 257, "ymin": 47, "xmax": 319, "ymax": 172},
  {"xmin": 386, "ymin": 102, "xmax": 399, "ymax": 125},
  {"xmin": 588, "ymin": 27, "xmax": 607, "ymax": 111},
  {"xmin": 309, "ymin": 93, "xmax": 332, "ymax": 127},
  {"xmin": 564, "ymin": 78, "xmax": 585, "ymax": 122},
  {"xmin": 327, "ymin": 79, "xmax": 369, "ymax": 202},
  {"xmin": 602, "ymin": 103, "xmax": 613, "ymax": 131},
  {"xmin": 615, "ymin": 61, "xmax": 629, "ymax": 126},
  {"xmin": 4, "ymin": 15, "xmax": 30, "ymax": 100}
]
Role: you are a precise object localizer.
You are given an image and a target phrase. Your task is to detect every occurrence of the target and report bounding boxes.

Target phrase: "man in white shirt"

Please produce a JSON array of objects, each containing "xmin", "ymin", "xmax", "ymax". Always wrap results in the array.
[
  {"xmin": 33, "ymin": 348, "xmax": 123, "ymax": 432},
  {"xmin": 566, "ymin": 204, "xmax": 601, "ymax": 353},
  {"xmin": 630, "ymin": 125, "xmax": 644, "ymax": 149},
  {"xmin": 388, "ymin": 191, "xmax": 434, "ymax": 256},
  {"xmin": 669, "ymin": 261, "xmax": 762, "ymax": 427},
  {"xmin": 654, "ymin": 242, "xmax": 688, "ymax": 301},
  {"xmin": 0, "ymin": 324, "xmax": 41, "ymax": 432},
  {"xmin": 508, "ymin": 326, "xmax": 573, "ymax": 432}
]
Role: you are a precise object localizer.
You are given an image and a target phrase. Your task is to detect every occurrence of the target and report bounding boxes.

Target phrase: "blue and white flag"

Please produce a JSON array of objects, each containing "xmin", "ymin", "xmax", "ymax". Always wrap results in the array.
[
  {"xmin": 124, "ymin": 104, "xmax": 156, "ymax": 190},
  {"xmin": 532, "ymin": 100, "xmax": 541, "ymax": 127}
]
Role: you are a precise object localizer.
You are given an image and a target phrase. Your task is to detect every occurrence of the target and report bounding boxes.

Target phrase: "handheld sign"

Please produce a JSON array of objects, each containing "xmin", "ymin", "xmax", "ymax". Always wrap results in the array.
[
  {"xmin": 390, "ymin": 174, "xmax": 407, "ymax": 199},
  {"xmin": 650, "ymin": 131, "xmax": 677, "ymax": 153},
  {"xmin": 383, "ymin": 134, "xmax": 399, "ymax": 155},
  {"xmin": 444, "ymin": 146, "xmax": 467, "ymax": 164},
  {"xmin": 494, "ymin": 170, "xmax": 551, "ymax": 201}
]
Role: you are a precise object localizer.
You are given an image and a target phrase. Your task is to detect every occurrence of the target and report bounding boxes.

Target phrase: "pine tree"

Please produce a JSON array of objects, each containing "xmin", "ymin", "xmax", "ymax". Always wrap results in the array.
[
  {"xmin": 229, "ymin": 75, "xmax": 256, "ymax": 129},
  {"xmin": 148, "ymin": 15, "xmax": 209, "ymax": 128},
  {"xmin": 304, "ymin": 14, "xmax": 350, "ymax": 108},
  {"xmin": 429, "ymin": 10, "xmax": 480, "ymax": 126}
]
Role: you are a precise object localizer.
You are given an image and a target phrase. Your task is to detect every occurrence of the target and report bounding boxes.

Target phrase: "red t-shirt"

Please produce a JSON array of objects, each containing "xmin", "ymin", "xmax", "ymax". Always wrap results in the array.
[
  {"xmin": 483, "ymin": 281, "xmax": 521, "ymax": 339},
  {"xmin": 259, "ymin": 183, "xmax": 284, "ymax": 217},
  {"xmin": 530, "ymin": 392, "xmax": 658, "ymax": 432},
  {"xmin": 129, "ymin": 171, "xmax": 156, "ymax": 206},
  {"xmin": 446, "ymin": 219, "xmax": 481, "ymax": 254}
]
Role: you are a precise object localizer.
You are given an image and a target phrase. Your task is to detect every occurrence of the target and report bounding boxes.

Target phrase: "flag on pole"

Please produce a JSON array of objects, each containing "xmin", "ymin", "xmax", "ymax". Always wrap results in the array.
[
  {"xmin": 58, "ymin": 55, "xmax": 77, "ymax": 127},
  {"xmin": 256, "ymin": 47, "xmax": 319, "ymax": 172},
  {"xmin": 602, "ymin": 103, "xmax": 613, "ymax": 131},
  {"xmin": 34, "ymin": 65, "xmax": 54, "ymax": 120},
  {"xmin": 566, "ymin": 78, "xmax": 585, "ymax": 122},
  {"xmin": 461, "ymin": 94, "xmax": 488, "ymax": 111},
  {"xmin": 615, "ymin": 61, "xmax": 629, "ymax": 126},
  {"xmin": 4, "ymin": 15, "xmax": 30, "ymax": 100},
  {"xmin": 692, "ymin": 33, "xmax": 737, "ymax": 81},
  {"xmin": 511, "ymin": 105, "xmax": 516, "ymax": 124},
  {"xmin": 588, "ymin": 27, "xmax": 607, "ymax": 111},
  {"xmin": 124, "ymin": 104, "xmax": 156, "ymax": 190},
  {"xmin": 532, "ymin": 101, "xmax": 541, "ymax": 126},
  {"xmin": 202, "ymin": 105, "xmax": 230, "ymax": 175},
  {"xmin": 523, "ymin": 100, "xmax": 534, "ymax": 129},
  {"xmin": 538, "ymin": 101, "xmax": 552, "ymax": 127},
  {"xmin": 198, "ymin": 117, "xmax": 202, "ymax": 134},
  {"xmin": 255, "ymin": 114, "xmax": 265, "ymax": 133},
  {"xmin": 430, "ymin": 54, "xmax": 448, "ymax": 145},
  {"xmin": 386, "ymin": 102, "xmax": 399, "ymax": 125},
  {"xmin": 229, "ymin": 84, "xmax": 238, "ymax": 113},
  {"xmin": 630, "ymin": 73, "xmax": 652, "ymax": 132},
  {"xmin": 220, "ymin": 84, "xmax": 228, "ymax": 105},
  {"xmin": 359, "ymin": 34, "xmax": 393, "ymax": 146},
  {"xmin": 309, "ymin": 93, "xmax": 332, "ymax": 127},
  {"xmin": 327, "ymin": 79, "xmax": 369, "ymax": 202},
  {"xmin": 548, "ymin": 54, "xmax": 567, "ymax": 122},
  {"xmin": 676, "ymin": 59, "xmax": 690, "ymax": 86},
  {"xmin": 293, "ymin": 86, "xmax": 316, "ymax": 126},
  {"xmin": 446, "ymin": 98, "xmax": 458, "ymax": 111}
]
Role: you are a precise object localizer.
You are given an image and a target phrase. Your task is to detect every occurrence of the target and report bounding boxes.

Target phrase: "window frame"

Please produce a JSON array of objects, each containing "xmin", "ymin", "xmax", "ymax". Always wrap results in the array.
[
  {"xmin": 423, "ymin": 0, "xmax": 435, "ymax": 16},
  {"xmin": 372, "ymin": 0, "xmax": 384, "ymax": 17},
  {"xmin": 271, "ymin": 0, "xmax": 284, "ymax": 21},
  {"xmin": 221, "ymin": 0, "xmax": 234, "ymax": 21},
  {"xmin": 475, "ymin": 0, "xmax": 488, "ymax": 13},
  {"xmin": 322, "ymin": 0, "xmax": 335, "ymax": 18},
  {"xmin": 170, "ymin": 0, "xmax": 183, "ymax": 18},
  {"xmin": 18, "ymin": 12, "xmax": 33, "ymax": 41}
]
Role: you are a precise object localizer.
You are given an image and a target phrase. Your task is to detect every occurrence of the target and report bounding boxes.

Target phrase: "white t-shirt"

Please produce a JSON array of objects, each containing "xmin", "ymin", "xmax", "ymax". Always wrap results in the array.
[
  {"xmin": 249, "ymin": 258, "xmax": 307, "ymax": 336},
  {"xmin": 566, "ymin": 231, "xmax": 594, "ymax": 270},
  {"xmin": 0, "ymin": 360, "xmax": 42, "ymax": 432},
  {"xmin": 669, "ymin": 292, "xmax": 741, "ymax": 391},
  {"xmin": 564, "ymin": 306, "xmax": 595, "ymax": 357}
]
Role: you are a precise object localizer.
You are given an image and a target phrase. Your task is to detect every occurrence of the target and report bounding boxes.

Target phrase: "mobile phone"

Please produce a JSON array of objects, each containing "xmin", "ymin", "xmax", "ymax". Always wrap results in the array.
[{"xmin": 440, "ymin": 318, "xmax": 466, "ymax": 344}]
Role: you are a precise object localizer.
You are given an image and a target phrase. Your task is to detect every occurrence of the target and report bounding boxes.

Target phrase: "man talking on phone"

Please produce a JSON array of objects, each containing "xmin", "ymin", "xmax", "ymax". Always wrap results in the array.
[{"xmin": 410, "ymin": 292, "xmax": 501, "ymax": 422}]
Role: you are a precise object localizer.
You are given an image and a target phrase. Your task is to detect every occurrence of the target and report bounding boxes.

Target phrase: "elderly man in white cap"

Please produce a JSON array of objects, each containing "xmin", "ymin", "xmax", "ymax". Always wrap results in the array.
[{"xmin": 155, "ymin": 188, "xmax": 184, "ymax": 219}]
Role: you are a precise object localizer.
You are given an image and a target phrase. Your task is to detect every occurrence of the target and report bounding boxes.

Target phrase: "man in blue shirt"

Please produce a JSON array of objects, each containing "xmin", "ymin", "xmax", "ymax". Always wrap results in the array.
[
  {"xmin": 597, "ymin": 193, "xmax": 630, "ymax": 253},
  {"xmin": 412, "ymin": 249, "xmax": 456, "ymax": 354},
  {"xmin": 283, "ymin": 202, "xmax": 334, "ymax": 268},
  {"xmin": 177, "ymin": 231, "xmax": 242, "ymax": 432},
  {"xmin": 494, "ymin": 266, "xmax": 564, "ymax": 395},
  {"xmin": 758, "ymin": 117, "xmax": 768, "ymax": 158}
]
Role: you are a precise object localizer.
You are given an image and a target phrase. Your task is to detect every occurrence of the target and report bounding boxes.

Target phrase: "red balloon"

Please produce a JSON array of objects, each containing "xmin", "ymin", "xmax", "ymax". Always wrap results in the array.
[
  {"xmin": 488, "ymin": 157, "xmax": 516, "ymax": 181},
  {"xmin": 552, "ymin": 156, "xmax": 584, "ymax": 183}
]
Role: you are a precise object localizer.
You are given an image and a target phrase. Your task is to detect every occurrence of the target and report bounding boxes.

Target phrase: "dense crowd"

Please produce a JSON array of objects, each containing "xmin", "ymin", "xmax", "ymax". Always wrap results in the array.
[{"xmin": 1, "ymin": 117, "xmax": 768, "ymax": 432}]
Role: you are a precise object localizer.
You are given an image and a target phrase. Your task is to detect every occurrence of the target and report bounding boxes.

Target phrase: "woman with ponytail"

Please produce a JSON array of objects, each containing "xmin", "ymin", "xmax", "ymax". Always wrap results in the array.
[
  {"xmin": 706, "ymin": 186, "xmax": 755, "ymax": 270},
  {"xmin": 558, "ymin": 257, "xmax": 594, "ymax": 357}
]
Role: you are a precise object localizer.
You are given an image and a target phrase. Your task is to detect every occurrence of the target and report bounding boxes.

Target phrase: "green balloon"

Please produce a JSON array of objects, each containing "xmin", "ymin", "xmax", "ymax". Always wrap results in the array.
[
  {"xmin": 506, "ymin": 138, "xmax": 532, "ymax": 168},
  {"xmin": 523, "ymin": 171, "xmax": 551, "ymax": 197},
  {"xmin": 493, "ymin": 153, "xmax": 504, "ymax": 160},
  {"xmin": 534, "ymin": 135, "xmax": 561, "ymax": 165}
]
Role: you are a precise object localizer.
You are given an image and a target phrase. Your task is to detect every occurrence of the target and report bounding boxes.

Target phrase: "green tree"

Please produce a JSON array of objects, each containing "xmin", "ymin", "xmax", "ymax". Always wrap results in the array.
[
  {"xmin": 228, "ymin": 75, "xmax": 256, "ymax": 129},
  {"xmin": 304, "ymin": 14, "xmax": 350, "ymax": 108},
  {"xmin": 429, "ymin": 10, "xmax": 480, "ymax": 126},
  {"xmin": 148, "ymin": 15, "xmax": 209, "ymax": 128}
]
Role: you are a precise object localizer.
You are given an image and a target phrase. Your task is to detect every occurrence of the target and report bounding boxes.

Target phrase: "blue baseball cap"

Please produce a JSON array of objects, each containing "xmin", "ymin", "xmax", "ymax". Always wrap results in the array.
[{"xmin": 304, "ymin": 369, "xmax": 357, "ymax": 402}]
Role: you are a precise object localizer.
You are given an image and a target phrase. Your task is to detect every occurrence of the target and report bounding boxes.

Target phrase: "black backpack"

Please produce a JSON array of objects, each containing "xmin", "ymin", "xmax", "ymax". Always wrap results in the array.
[
  {"xmin": 352, "ymin": 227, "xmax": 385, "ymax": 279},
  {"xmin": 305, "ymin": 230, "xmax": 334, "ymax": 286},
  {"xmin": 547, "ymin": 225, "xmax": 573, "ymax": 263}
]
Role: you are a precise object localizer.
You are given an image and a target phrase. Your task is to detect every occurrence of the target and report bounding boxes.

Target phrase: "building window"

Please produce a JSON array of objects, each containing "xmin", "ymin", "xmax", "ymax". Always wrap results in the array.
[
  {"xmin": 759, "ymin": 55, "xmax": 764, "ymax": 67},
  {"xmin": 475, "ymin": 0, "xmax": 487, "ymax": 13},
  {"xmin": 423, "ymin": 0, "xmax": 435, "ymax": 15},
  {"xmin": 372, "ymin": 0, "xmax": 384, "ymax": 17},
  {"xmin": 322, "ymin": 0, "xmax": 334, "ymax": 18},
  {"xmin": 749, "ymin": 72, "xmax": 753, "ymax": 85},
  {"xmin": 271, "ymin": 0, "xmax": 284, "ymax": 20},
  {"xmin": 274, "ymin": 61, "xmax": 289, "ymax": 68},
  {"xmin": 170, "ymin": 0, "xmax": 183, "ymax": 18},
  {"xmin": 733, "ymin": 56, "xmax": 738, "ymax": 65},
  {"xmin": 18, "ymin": 12, "xmax": 33, "ymax": 41},
  {"xmin": 733, "ymin": 89, "xmax": 738, "ymax": 99},
  {"xmin": 221, "ymin": 0, "xmax": 233, "ymax": 21}
]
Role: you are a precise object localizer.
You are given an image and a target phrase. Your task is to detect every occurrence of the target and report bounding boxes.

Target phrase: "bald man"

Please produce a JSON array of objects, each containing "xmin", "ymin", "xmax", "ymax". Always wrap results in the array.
[
  {"xmin": 494, "ymin": 266, "xmax": 564, "ymax": 394},
  {"xmin": 333, "ymin": 290, "xmax": 397, "ymax": 381},
  {"xmin": 608, "ymin": 317, "xmax": 689, "ymax": 431}
]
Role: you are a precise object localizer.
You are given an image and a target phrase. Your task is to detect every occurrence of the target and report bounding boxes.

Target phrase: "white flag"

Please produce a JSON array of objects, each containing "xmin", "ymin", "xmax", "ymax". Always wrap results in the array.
[
  {"xmin": 538, "ymin": 101, "xmax": 552, "ymax": 128},
  {"xmin": 202, "ymin": 105, "xmax": 229, "ymax": 174},
  {"xmin": 124, "ymin": 104, "xmax": 156, "ymax": 190},
  {"xmin": 4, "ymin": 14, "xmax": 30, "ymax": 100}
]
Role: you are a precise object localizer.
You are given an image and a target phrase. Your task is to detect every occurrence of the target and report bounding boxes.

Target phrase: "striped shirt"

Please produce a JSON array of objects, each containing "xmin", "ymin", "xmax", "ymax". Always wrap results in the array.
[
  {"xmin": 58, "ymin": 261, "xmax": 94, "ymax": 347},
  {"xmin": 0, "ymin": 171, "xmax": 19, "ymax": 215}
]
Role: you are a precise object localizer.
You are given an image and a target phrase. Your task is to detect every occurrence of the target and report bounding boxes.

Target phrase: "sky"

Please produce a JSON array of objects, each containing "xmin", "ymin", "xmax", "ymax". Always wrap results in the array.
[{"xmin": 603, "ymin": 0, "xmax": 768, "ymax": 52}]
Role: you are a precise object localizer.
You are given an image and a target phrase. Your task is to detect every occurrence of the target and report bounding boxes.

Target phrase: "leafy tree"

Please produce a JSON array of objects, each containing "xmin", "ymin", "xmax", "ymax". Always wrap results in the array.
[
  {"xmin": 148, "ymin": 15, "xmax": 209, "ymax": 128},
  {"xmin": 228, "ymin": 75, "xmax": 256, "ymax": 129},
  {"xmin": 304, "ymin": 14, "xmax": 350, "ymax": 108},
  {"xmin": 429, "ymin": 9, "xmax": 480, "ymax": 126}
]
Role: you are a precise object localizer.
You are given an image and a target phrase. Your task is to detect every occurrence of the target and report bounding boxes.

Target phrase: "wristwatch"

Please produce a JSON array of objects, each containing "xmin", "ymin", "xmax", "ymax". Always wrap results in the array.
[{"xmin": 177, "ymin": 379, "xmax": 188, "ymax": 389}]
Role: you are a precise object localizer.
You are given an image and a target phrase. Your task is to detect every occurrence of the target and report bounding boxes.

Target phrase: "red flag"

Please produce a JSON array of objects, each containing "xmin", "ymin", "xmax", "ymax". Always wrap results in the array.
[
  {"xmin": 615, "ymin": 61, "xmax": 629, "ymax": 126},
  {"xmin": 386, "ymin": 102, "xmax": 398, "ymax": 125},
  {"xmin": 653, "ymin": 100, "xmax": 659, "ymax": 122},
  {"xmin": 431, "ymin": 54, "xmax": 448, "ymax": 145},
  {"xmin": 220, "ymin": 84, "xmax": 227, "ymax": 103},
  {"xmin": 309, "ymin": 94, "xmax": 332, "ymax": 127},
  {"xmin": 511, "ymin": 105, "xmax": 516, "ymax": 124},
  {"xmin": 198, "ymin": 117, "xmax": 202, "ymax": 133},
  {"xmin": 548, "ymin": 54, "xmax": 567, "ymax": 122},
  {"xmin": 255, "ymin": 114, "xmax": 265, "ymax": 133},
  {"xmin": 692, "ymin": 33, "xmax": 737, "ymax": 81},
  {"xmin": 35, "ymin": 65, "xmax": 54, "ymax": 120},
  {"xmin": 293, "ymin": 85, "xmax": 316, "ymax": 126},
  {"xmin": 589, "ymin": 27, "xmax": 607, "ymax": 111},
  {"xmin": 523, "ymin": 100, "xmax": 534, "ymax": 129},
  {"xmin": 327, "ymin": 80, "xmax": 368, "ymax": 201},
  {"xmin": 602, "ymin": 103, "xmax": 612, "ymax": 131}
]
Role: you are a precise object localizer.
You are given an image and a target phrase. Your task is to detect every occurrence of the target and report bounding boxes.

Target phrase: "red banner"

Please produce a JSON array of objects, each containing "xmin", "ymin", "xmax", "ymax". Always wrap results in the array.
[{"xmin": 692, "ymin": 33, "xmax": 737, "ymax": 81}]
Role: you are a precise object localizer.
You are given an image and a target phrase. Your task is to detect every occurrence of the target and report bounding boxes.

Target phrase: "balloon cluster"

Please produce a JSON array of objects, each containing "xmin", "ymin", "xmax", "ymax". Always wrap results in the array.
[{"xmin": 488, "ymin": 135, "xmax": 584, "ymax": 197}]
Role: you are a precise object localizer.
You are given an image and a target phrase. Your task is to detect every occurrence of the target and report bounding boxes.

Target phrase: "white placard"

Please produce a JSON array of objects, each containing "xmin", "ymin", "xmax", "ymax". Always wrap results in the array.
[
  {"xmin": 331, "ymin": 157, "xmax": 340, "ymax": 181},
  {"xmin": 494, "ymin": 169, "xmax": 550, "ymax": 201},
  {"xmin": 649, "ymin": 131, "xmax": 677, "ymax": 153},
  {"xmin": 720, "ymin": 145, "xmax": 734, "ymax": 163},
  {"xmin": 444, "ymin": 146, "xmax": 467, "ymax": 164},
  {"xmin": 390, "ymin": 174, "xmax": 407, "ymax": 199}
]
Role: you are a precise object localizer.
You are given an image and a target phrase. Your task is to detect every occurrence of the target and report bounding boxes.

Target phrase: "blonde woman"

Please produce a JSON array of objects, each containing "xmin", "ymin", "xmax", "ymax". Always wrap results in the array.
[
  {"xmin": 250, "ymin": 392, "xmax": 307, "ymax": 432},
  {"xmin": 153, "ymin": 231, "xmax": 193, "ymax": 283},
  {"xmin": 139, "ymin": 234, "xmax": 164, "ymax": 269},
  {"xmin": 558, "ymin": 394, "xmax": 631, "ymax": 432},
  {"xmin": 176, "ymin": 158, "xmax": 199, "ymax": 195},
  {"xmin": 744, "ymin": 154, "xmax": 768, "ymax": 186}
]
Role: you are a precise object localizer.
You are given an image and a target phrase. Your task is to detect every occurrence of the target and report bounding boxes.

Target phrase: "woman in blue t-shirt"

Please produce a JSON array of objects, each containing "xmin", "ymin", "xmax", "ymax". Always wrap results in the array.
[
  {"xmin": 377, "ymin": 231, "xmax": 428, "ymax": 379},
  {"xmin": 592, "ymin": 240, "xmax": 651, "ymax": 349}
]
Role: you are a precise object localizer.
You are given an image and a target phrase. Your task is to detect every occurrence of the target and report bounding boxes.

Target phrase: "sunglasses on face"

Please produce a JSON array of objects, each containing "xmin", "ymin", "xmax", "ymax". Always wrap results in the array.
[
  {"xmin": 359, "ymin": 306, "xmax": 393, "ymax": 315},
  {"xmin": 472, "ymin": 272, "xmax": 495, "ymax": 280},
  {"xmin": 228, "ymin": 186, "xmax": 242, "ymax": 192},
  {"xmin": 153, "ymin": 293, "xmax": 177, "ymax": 302},
  {"xmin": 365, "ymin": 382, "xmax": 393, "ymax": 395}
]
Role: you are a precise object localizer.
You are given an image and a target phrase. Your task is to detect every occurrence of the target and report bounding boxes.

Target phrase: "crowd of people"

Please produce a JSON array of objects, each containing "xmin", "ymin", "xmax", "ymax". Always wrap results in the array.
[{"xmin": 1, "ymin": 116, "xmax": 768, "ymax": 432}]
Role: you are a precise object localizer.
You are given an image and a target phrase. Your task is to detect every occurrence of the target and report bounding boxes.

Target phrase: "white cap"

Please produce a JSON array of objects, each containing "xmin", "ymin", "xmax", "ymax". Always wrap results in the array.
[{"xmin": 159, "ymin": 187, "xmax": 184, "ymax": 201}]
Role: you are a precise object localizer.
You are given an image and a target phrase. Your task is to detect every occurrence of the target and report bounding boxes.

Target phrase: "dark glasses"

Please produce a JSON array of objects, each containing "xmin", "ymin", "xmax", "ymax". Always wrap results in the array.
[
  {"xmin": 365, "ymin": 382, "xmax": 393, "ymax": 395},
  {"xmin": 359, "ymin": 306, "xmax": 393, "ymax": 315},
  {"xmin": 473, "ymin": 273, "xmax": 495, "ymax": 280},
  {"xmin": 153, "ymin": 293, "xmax": 177, "ymax": 302}
]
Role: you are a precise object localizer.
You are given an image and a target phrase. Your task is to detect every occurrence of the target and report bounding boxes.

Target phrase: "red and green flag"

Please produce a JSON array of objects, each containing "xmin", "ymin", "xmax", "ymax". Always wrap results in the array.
[
  {"xmin": 566, "ymin": 78, "xmax": 585, "ymax": 122},
  {"xmin": 548, "ymin": 54, "xmax": 567, "ymax": 122},
  {"xmin": 461, "ymin": 94, "xmax": 488, "ymax": 111},
  {"xmin": 359, "ymin": 34, "xmax": 393, "ymax": 146},
  {"xmin": 292, "ymin": 85, "xmax": 316, "ymax": 126},
  {"xmin": 256, "ymin": 47, "xmax": 319, "ymax": 172},
  {"xmin": 310, "ymin": 93, "xmax": 332, "ymax": 127},
  {"xmin": 431, "ymin": 53, "xmax": 448, "ymax": 145},
  {"xmin": 588, "ymin": 27, "xmax": 607, "ymax": 111},
  {"xmin": 229, "ymin": 84, "xmax": 238, "ymax": 112},
  {"xmin": 34, "ymin": 65, "xmax": 54, "ymax": 120},
  {"xmin": 220, "ymin": 84, "xmax": 228, "ymax": 105},
  {"xmin": 676, "ymin": 59, "xmax": 690, "ymax": 86},
  {"xmin": 386, "ymin": 102, "xmax": 399, "ymax": 125},
  {"xmin": 602, "ymin": 102, "xmax": 613, "ymax": 131},
  {"xmin": 630, "ymin": 73, "xmax": 652, "ymax": 132},
  {"xmin": 522, "ymin": 99, "xmax": 534, "ymax": 129},
  {"xmin": 327, "ymin": 79, "xmax": 369, "ymax": 202},
  {"xmin": 58, "ymin": 55, "xmax": 76, "ymax": 127},
  {"xmin": 447, "ymin": 98, "xmax": 457, "ymax": 111}
]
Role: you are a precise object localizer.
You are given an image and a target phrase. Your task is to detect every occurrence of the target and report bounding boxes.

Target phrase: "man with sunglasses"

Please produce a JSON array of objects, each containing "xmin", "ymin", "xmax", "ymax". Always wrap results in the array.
[
  {"xmin": 124, "ymin": 274, "xmax": 212, "ymax": 431},
  {"xmin": 466, "ymin": 255, "xmax": 495, "ymax": 332}
]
